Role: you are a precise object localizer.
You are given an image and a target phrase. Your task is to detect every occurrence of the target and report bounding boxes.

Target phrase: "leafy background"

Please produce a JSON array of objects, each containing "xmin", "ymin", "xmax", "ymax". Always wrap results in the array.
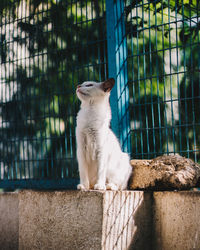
[{"xmin": 0, "ymin": 0, "xmax": 199, "ymax": 182}]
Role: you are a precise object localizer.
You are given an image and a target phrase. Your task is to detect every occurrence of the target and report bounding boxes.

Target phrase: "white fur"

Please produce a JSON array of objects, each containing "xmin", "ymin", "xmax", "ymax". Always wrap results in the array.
[{"xmin": 76, "ymin": 79, "xmax": 132, "ymax": 191}]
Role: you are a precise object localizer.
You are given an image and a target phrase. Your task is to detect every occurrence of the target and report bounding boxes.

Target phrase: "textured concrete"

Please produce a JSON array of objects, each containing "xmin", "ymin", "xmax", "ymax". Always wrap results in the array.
[
  {"xmin": 19, "ymin": 191, "xmax": 103, "ymax": 250},
  {"xmin": 19, "ymin": 190, "xmax": 152, "ymax": 250},
  {"xmin": 1, "ymin": 190, "xmax": 200, "ymax": 250},
  {"xmin": 153, "ymin": 191, "xmax": 200, "ymax": 250},
  {"xmin": 102, "ymin": 191, "xmax": 152, "ymax": 250},
  {"xmin": 130, "ymin": 155, "xmax": 200, "ymax": 190},
  {"xmin": 0, "ymin": 192, "xmax": 19, "ymax": 250}
]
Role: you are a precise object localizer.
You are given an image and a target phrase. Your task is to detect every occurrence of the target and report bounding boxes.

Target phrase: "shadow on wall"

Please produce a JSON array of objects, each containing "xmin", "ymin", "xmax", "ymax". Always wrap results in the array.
[{"xmin": 102, "ymin": 191, "xmax": 153, "ymax": 250}]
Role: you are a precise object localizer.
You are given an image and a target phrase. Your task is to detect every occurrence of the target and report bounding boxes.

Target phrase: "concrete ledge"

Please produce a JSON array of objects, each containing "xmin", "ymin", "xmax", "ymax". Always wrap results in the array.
[
  {"xmin": 0, "ymin": 190, "xmax": 200, "ymax": 250},
  {"xmin": 19, "ymin": 191, "xmax": 104, "ymax": 250},
  {"xmin": 102, "ymin": 191, "xmax": 152, "ymax": 250},
  {"xmin": 0, "ymin": 192, "xmax": 19, "ymax": 250},
  {"xmin": 153, "ymin": 191, "xmax": 200, "ymax": 250},
  {"xmin": 19, "ymin": 191, "xmax": 152, "ymax": 250}
]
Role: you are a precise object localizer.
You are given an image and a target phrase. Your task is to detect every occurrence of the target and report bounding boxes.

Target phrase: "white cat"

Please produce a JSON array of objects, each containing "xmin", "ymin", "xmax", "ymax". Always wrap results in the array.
[{"xmin": 76, "ymin": 78, "xmax": 132, "ymax": 191}]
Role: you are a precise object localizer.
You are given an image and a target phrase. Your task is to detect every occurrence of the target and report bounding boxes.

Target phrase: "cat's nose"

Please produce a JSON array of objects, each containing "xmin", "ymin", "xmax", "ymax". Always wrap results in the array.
[{"xmin": 77, "ymin": 85, "xmax": 81, "ymax": 89}]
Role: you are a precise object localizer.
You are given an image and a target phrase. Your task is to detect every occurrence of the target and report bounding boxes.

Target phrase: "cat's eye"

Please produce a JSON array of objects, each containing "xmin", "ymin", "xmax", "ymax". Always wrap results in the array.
[{"xmin": 85, "ymin": 84, "xmax": 93, "ymax": 87}]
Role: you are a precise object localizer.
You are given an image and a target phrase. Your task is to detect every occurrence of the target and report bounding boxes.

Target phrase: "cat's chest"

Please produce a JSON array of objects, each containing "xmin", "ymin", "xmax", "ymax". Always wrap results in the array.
[
  {"xmin": 76, "ymin": 107, "xmax": 106, "ymax": 130},
  {"xmin": 76, "ymin": 108, "xmax": 109, "ymax": 149},
  {"xmin": 77, "ymin": 119, "xmax": 99, "ymax": 146},
  {"xmin": 77, "ymin": 114, "xmax": 99, "ymax": 161}
]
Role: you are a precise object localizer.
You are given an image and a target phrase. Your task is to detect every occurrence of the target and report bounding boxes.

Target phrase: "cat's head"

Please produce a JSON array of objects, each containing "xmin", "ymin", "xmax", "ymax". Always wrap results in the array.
[{"xmin": 76, "ymin": 78, "xmax": 115, "ymax": 103}]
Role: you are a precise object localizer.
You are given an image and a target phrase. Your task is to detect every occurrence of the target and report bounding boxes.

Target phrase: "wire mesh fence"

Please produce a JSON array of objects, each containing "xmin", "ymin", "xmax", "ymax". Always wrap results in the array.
[
  {"xmin": 0, "ymin": 0, "xmax": 199, "ymax": 189},
  {"xmin": 125, "ymin": 0, "xmax": 200, "ymax": 161},
  {"xmin": 0, "ymin": 0, "xmax": 107, "ymax": 189}
]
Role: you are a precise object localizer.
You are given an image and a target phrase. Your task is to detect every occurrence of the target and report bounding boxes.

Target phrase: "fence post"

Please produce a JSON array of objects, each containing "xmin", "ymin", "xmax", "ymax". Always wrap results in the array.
[{"xmin": 106, "ymin": 0, "xmax": 131, "ymax": 153}]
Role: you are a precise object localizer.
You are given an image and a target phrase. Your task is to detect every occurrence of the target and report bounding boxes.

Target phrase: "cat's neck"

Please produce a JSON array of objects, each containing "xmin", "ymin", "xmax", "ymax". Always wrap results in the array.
[
  {"xmin": 80, "ymin": 95, "xmax": 110, "ymax": 111},
  {"xmin": 78, "ymin": 96, "xmax": 111, "ymax": 127}
]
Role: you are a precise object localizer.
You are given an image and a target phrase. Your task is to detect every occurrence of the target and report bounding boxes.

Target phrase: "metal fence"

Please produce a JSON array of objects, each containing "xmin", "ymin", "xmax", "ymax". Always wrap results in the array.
[
  {"xmin": 126, "ymin": 0, "xmax": 200, "ymax": 161},
  {"xmin": 0, "ymin": 0, "xmax": 107, "ymax": 189},
  {"xmin": 0, "ymin": 0, "xmax": 199, "ymax": 190}
]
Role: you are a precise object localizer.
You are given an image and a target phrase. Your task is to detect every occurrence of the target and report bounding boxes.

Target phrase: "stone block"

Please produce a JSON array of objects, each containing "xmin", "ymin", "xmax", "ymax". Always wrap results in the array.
[
  {"xmin": 0, "ymin": 192, "xmax": 19, "ymax": 250},
  {"xmin": 153, "ymin": 191, "xmax": 200, "ymax": 250},
  {"xmin": 1, "ymin": 190, "xmax": 200, "ymax": 250},
  {"xmin": 19, "ymin": 190, "xmax": 152, "ymax": 250},
  {"xmin": 129, "ymin": 154, "xmax": 200, "ymax": 190}
]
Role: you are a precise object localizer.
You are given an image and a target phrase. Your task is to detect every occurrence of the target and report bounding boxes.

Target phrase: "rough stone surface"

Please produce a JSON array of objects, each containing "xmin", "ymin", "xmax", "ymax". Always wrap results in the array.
[
  {"xmin": 0, "ymin": 192, "xmax": 19, "ymax": 250},
  {"xmin": 102, "ymin": 191, "xmax": 152, "ymax": 250},
  {"xmin": 19, "ymin": 190, "xmax": 152, "ymax": 250},
  {"xmin": 153, "ymin": 191, "xmax": 200, "ymax": 250},
  {"xmin": 1, "ymin": 190, "xmax": 200, "ymax": 250},
  {"xmin": 19, "ymin": 191, "xmax": 103, "ymax": 250},
  {"xmin": 129, "ymin": 154, "xmax": 200, "ymax": 190}
]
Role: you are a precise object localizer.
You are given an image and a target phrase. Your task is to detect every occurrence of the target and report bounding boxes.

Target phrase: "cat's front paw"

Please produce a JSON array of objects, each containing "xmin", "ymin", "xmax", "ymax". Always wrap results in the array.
[
  {"xmin": 77, "ymin": 184, "xmax": 89, "ymax": 191},
  {"xmin": 94, "ymin": 183, "xmax": 106, "ymax": 190},
  {"xmin": 106, "ymin": 183, "xmax": 119, "ymax": 191}
]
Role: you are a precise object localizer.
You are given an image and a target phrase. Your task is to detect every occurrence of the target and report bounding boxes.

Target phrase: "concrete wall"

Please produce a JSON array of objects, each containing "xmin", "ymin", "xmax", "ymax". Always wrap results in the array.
[
  {"xmin": 102, "ymin": 191, "xmax": 152, "ymax": 250},
  {"xmin": 0, "ymin": 190, "xmax": 200, "ymax": 250},
  {"xmin": 153, "ymin": 191, "xmax": 200, "ymax": 250},
  {"xmin": 19, "ymin": 191, "xmax": 103, "ymax": 250},
  {"xmin": 19, "ymin": 191, "xmax": 152, "ymax": 250},
  {"xmin": 0, "ymin": 192, "xmax": 19, "ymax": 250}
]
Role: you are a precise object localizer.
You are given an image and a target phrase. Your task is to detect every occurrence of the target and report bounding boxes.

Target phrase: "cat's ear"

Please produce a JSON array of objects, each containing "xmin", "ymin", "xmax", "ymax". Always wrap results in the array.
[{"xmin": 101, "ymin": 78, "xmax": 115, "ymax": 92}]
